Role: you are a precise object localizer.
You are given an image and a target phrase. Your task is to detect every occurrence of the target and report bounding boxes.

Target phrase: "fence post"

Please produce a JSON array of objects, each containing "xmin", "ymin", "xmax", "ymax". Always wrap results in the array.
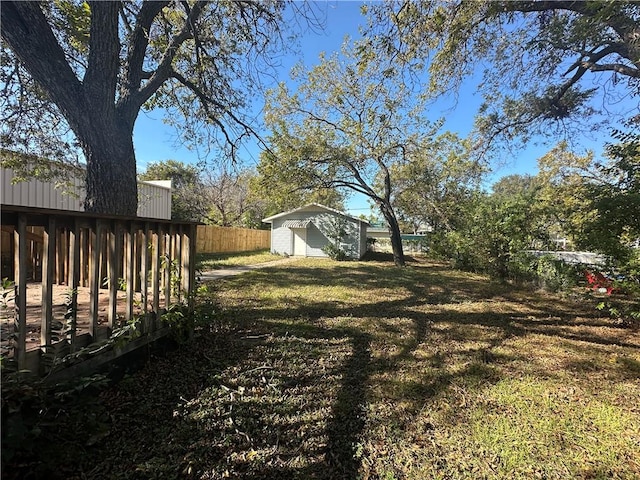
[
  {"xmin": 164, "ymin": 224, "xmax": 173, "ymax": 307},
  {"xmin": 141, "ymin": 222, "xmax": 150, "ymax": 332},
  {"xmin": 13, "ymin": 214, "xmax": 27, "ymax": 370},
  {"xmin": 107, "ymin": 221, "xmax": 118, "ymax": 330},
  {"xmin": 125, "ymin": 222, "xmax": 135, "ymax": 321},
  {"xmin": 66, "ymin": 218, "xmax": 80, "ymax": 353},
  {"xmin": 175, "ymin": 224, "xmax": 183, "ymax": 302},
  {"xmin": 89, "ymin": 220, "xmax": 104, "ymax": 339},
  {"xmin": 40, "ymin": 217, "xmax": 56, "ymax": 349},
  {"xmin": 152, "ymin": 223, "xmax": 162, "ymax": 330}
]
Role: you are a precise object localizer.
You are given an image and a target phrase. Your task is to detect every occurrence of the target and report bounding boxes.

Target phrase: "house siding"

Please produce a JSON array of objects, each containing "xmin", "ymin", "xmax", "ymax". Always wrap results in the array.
[
  {"xmin": 359, "ymin": 222, "xmax": 368, "ymax": 256},
  {"xmin": 1, "ymin": 167, "xmax": 172, "ymax": 220}
]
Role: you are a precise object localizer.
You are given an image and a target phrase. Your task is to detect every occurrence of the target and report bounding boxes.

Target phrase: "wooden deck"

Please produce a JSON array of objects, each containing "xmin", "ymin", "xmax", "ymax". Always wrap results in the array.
[
  {"xmin": 1, "ymin": 206, "xmax": 197, "ymax": 376},
  {"xmin": 0, "ymin": 282, "xmax": 167, "ymax": 357}
]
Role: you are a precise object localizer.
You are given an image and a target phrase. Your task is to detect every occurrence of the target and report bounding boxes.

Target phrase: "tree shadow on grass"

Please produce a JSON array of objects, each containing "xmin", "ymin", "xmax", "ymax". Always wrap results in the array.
[
  {"xmin": 14, "ymin": 324, "xmax": 272, "ymax": 480},
  {"xmin": 324, "ymin": 329, "xmax": 371, "ymax": 479},
  {"xmin": 28, "ymin": 257, "xmax": 637, "ymax": 479}
]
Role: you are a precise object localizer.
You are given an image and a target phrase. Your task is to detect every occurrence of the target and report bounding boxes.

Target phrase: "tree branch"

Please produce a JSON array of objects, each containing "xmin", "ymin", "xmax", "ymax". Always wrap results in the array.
[
  {"xmin": 125, "ymin": 1, "xmax": 205, "ymax": 115},
  {"xmin": 491, "ymin": 1, "xmax": 640, "ymax": 69},
  {"xmin": 122, "ymin": 1, "xmax": 170, "ymax": 96},
  {"xmin": 0, "ymin": 2, "xmax": 86, "ymax": 127},
  {"xmin": 566, "ymin": 43, "xmax": 640, "ymax": 79},
  {"xmin": 585, "ymin": 62, "xmax": 640, "ymax": 78},
  {"xmin": 84, "ymin": 1, "xmax": 120, "ymax": 116},
  {"xmin": 169, "ymin": 70, "xmax": 264, "ymax": 158}
]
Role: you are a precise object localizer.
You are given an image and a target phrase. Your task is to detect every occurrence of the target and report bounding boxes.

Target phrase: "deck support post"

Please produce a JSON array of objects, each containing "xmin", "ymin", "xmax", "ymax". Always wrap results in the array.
[{"xmin": 13, "ymin": 215, "xmax": 27, "ymax": 370}]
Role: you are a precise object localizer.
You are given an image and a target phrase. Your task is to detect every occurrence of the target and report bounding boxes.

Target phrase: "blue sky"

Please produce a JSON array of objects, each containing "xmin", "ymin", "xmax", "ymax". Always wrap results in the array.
[{"xmin": 132, "ymin": 1, "xmax": 629, "ymax": 217}]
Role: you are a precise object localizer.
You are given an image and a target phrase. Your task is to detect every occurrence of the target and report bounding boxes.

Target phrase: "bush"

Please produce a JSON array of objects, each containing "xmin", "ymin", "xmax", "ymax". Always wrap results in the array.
[
  {"xmin": 322, "ymin": 243, "xmax": 348, "ymax": 261},
  {"xmin": 162, "ymin": 284, "xmax": 220, "ymax": 342},
  {"xmin": 533, "ymin": 255, "xmax": 580, "ymax": 292},
  {"xmin": 507, "ymin": 253, "xmax": 581, "ymax": 292}
]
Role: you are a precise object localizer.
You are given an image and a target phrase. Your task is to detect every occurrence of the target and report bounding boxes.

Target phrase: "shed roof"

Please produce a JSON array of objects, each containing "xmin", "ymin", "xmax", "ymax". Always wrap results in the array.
[{"xmin": 262, "ymin": 203, "xmax": 370, "ymax": 225}]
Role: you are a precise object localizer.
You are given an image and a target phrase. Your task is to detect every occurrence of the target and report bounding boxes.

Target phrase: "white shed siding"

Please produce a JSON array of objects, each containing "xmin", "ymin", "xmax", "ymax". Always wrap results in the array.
[
  {"xmin": 359, "ymin": 222, "xmax": 368, "ymax": 257},
  {"xmin": 1, "ymin": 167, "xmax": 172, "ymax": 219},
  {"xmin": 263, "ymin": 204, "xmax": 370, "ymax": 260},
  {"xmin": 270, "ymin": 220, "xmax": 294, "ymax": 255},
  {"xmin": 305, "ymin": 222, "xmax": 328, "ymax": 257},
  {"xmin": 1, "ymin": 167, "xmax": 85, "ymax": 211}
]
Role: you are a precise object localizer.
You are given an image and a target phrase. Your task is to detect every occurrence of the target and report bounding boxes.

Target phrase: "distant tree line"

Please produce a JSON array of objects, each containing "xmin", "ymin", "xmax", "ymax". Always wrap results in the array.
[{"xmin": 139, "ymin": 159, "xmax": 346, "ymax": 228}]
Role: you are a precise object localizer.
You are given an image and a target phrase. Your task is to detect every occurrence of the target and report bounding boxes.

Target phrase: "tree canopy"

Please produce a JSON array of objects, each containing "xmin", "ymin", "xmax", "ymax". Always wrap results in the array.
[
  {"xmin": 365, "ymin": 0, "xmax": 639, "ymax": 147},
  {"xmin": 253, "ymin": 153, "xmax": 347, "ymax": 218},
  {"xmin": 203, "ymin": 167, "xmax": 265, "ymax": 228},
  {"xmin": 1, "ymin": 1, "xmax": 316, "ymax": 214},
  {"xmin": 139, "ymin": 160, "xmax": 206, "ymax": 222},
  {"xmin": 263, "ymin": 40, "xmax": 436, "ymax": 266},
  {"xmin": 391, "ymin": 132, "xmax": 484, "ymax": 233}
]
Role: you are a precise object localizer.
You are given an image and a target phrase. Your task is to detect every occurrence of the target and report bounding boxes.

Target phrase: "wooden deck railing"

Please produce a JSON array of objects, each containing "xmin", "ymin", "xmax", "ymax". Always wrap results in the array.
[{"xmin": 0, "ymin": 206, "xmax": 197, "ymax": 376}]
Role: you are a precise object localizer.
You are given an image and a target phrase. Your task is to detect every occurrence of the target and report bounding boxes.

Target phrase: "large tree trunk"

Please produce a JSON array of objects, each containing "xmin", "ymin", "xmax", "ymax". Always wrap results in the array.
[
  {"xmin": 77, "ymin": 122, "xmax": 138, "ymax": 216},
  {"xmin": 1, "ymin": 1, "xmax": 139, "ymax": 216},
  {"xmin": 380, "ymin": 202, "xmax": 405, "ymax": 267}
]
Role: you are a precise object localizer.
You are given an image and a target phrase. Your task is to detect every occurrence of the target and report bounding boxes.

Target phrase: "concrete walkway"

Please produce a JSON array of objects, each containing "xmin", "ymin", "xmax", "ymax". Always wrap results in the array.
[{"xmin": 199, "ymin": 256, "xmax": 300, "ymax": 280}]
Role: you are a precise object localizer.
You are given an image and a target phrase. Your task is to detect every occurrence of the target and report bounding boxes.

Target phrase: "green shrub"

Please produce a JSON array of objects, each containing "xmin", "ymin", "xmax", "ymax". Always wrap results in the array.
[
  {"xmin": 534, "ymin": 255, "xmax": 580, "ymax": 292},
  {"xmin": 162, "ymin": 284, "xmax": 220, "ymax": 342},
  {"xmin": 507, "ymin": 253, "xmax": 581, "ymax": 292},
  {"xmin": 322, "ymin": 243, "xmax": 348, "ymax": 261}
]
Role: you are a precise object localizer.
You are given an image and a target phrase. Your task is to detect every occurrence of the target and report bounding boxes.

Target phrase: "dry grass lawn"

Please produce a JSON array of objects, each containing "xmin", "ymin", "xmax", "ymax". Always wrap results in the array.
[{"xmin": 18, "ymin": 254, "xmax": 640, "ymax": 479}]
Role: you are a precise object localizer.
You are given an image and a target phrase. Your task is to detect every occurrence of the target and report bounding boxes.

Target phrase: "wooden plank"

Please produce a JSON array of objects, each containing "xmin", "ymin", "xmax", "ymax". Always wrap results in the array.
[
  {"xmin": 107, "ymin": 222, "xmax": 118, "ymax": 329},
  {"xmin": 45, "ymin": 327, "xmax": 171, "ymax": 384},
  {"xmin": 67, "ymin": 219, "xmax": 80, "ymax": 352},
  {"xmin": 60, "ymin": 229, "xmax": 68, "ymax": 285},
  {"xmin": 134, "ymin": 228, "xmax": 141, "ymax": 292},
  {"xmin": 3, "ymin": 225, "xmax": 43, "ymax": 243},
  {"xmin": 99, "ymin": 226, "xmax": 108, "ymax": 290},
  {"xmin": 180, "ymin": 226, "xmax": 188, "ymax": 303},
  {"xmin": 89, "ymin": 220, "xmax": 104, "ymax": 339},
  {"xmin": 79, "ymin": 228, "xmax": 87, "ymax": 287},
  {"xmin": 27, "ymin": 228, "xmax": 35, "ymax": 281},
  {"xmin": 36, "ymin": 237, "xmax": 43, "ymax": 282},
  {"xmin": 125, "ymin": 223, "xmax": 135, "ymax": 321},
  {"xmin": 13, "ymin": 215, "xmax": 27, "ymax": 369},
  {"xmin": 40, "ymin": 217, "xmax": 56, "ymax": 348},
  {"xmin": 187, "ymin": 224, "xmax": 197, "ymax": 309},
  {"xmin": 175, "ymin": 225, "xmax": 183, "ymax": 302},
  {"xmin": 152, "ymin": 224, "xmax": 161, "ymax": 326},
  {"xmin": 164, "ymin": 225, "xmax": 173, "ymax": 307},
  {"xmin": 141, "ymin": 223, "xmax": 150, "ymax": 332},
  {"xmin": 195, "ymin": 225, "xmax": 270, "ymax": 254}
]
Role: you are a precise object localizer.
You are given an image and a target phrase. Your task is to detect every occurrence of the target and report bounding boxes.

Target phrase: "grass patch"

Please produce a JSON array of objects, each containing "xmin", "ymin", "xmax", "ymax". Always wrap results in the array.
[
  {"xmin": 8, "ymin": 254, "xmax": 640, "ymax": 479},
  {"xmin": 196, "ymin": 249, "xmax": 279, "ymax": 270}
]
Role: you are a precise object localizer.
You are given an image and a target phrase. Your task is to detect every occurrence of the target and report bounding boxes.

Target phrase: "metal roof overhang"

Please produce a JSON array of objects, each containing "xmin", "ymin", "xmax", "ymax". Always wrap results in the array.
[{"xmin": 282, "ymin": 219, "xmax": 312, "ymax": 228}]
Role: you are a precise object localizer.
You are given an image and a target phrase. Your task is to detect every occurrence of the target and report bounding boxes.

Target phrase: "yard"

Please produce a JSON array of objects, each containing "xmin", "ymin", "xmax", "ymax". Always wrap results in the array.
[
  {"xmin": 196, "ymin": 249, "xmax": 277, "ymax": 271},
  {"xmin": 7, "ymin": 254, "xmax": 640, "ymax": 479}
]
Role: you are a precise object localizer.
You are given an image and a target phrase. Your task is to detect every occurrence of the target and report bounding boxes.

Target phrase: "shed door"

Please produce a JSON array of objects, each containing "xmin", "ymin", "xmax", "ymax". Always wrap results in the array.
[{"xmin": 292, "ymin": 228, "xmax": 307, "ymax": 256}]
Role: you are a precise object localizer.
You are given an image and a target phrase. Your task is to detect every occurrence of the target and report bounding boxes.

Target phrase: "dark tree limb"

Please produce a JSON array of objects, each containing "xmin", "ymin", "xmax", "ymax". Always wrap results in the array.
[
  {"xmin": 0, "ymin": 1, "xmax": 86, "ymax": 128},
  {"xmin": 84, "ymin": 1, "xmax": 120, "ymax": 116}
]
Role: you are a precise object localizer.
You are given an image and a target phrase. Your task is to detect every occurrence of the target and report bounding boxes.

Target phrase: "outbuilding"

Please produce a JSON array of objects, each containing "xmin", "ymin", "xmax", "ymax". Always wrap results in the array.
[{"xmin": 262, "ymin": 203, "xmax": 370, "ymax": 259}]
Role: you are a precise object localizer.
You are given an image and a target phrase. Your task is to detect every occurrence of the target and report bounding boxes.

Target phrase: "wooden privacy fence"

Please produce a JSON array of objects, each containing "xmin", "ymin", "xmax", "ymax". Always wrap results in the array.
[
  {"xmin": 196, "ymin": 225, "xmax": 269, "ymax": 253},
  {"xmin": 0, "ymin": 206, "xmax": 197, "ymax": 377}
]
